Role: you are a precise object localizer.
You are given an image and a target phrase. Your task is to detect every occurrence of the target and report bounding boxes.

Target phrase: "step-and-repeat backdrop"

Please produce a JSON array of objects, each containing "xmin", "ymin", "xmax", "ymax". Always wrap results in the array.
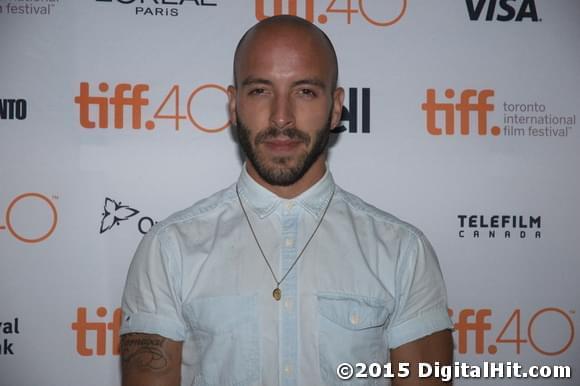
[{"xmin": 1, "ymin": 1, "xmax": 578, "ymax": 385}]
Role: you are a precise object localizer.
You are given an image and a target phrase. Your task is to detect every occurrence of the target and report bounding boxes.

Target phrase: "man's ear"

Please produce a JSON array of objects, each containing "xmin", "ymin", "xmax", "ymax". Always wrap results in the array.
[
  {"xmin": 330, "ymin": 87, "xmax": 345, "ymax": 130},
  {"xmin": 227, "ymin": 85, "xmax": 237, "ymax": 127}
]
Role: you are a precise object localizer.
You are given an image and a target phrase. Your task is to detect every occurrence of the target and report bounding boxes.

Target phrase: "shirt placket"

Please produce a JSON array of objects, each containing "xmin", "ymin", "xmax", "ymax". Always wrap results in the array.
[{"xmin": 279, "ymin": 201, "xmax": 299, "ymax": 386}]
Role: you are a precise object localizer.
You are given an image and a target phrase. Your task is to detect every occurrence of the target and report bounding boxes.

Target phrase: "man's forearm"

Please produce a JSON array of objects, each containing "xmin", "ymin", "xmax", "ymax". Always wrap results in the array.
[
  {"xmin": 391, "ymin": 329, "xmax": 454, "ymax": 385},
  {"xmin": 121, "ymin": 333, "xmax": 182, "ymax": 386}
]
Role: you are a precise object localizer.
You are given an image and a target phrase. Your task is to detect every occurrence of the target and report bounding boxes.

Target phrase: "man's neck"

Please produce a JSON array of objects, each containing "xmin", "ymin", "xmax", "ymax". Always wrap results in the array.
[{"xmin": 245, "ymin": 157, "xmax": 327, "ymax": 199}]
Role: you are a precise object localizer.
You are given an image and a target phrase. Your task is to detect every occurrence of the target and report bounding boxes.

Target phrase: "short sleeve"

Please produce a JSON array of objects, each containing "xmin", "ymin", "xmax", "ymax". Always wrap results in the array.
[
  {"xmin": 386, "ymin": 231, "xmax": 452, "ymax": 349},
  {"xmin": 120, "ymin": 226, "xmax": 186, "ymax": 341}
]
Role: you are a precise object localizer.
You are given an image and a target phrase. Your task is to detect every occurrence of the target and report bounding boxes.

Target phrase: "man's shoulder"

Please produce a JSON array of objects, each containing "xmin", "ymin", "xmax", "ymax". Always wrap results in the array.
[
  {"xmin": 147, "ymin": 184, "xmax": 237, "ymax": 237},
  {"xmin": 335, "ymin": 185, "xmax": 424, "ymax": 240}
]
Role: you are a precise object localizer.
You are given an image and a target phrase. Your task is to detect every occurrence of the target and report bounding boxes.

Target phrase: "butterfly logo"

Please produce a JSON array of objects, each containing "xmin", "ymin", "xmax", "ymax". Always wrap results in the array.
[{"xmin": 99, "ymin": 197, "xmax": 140, "ymax": 234}]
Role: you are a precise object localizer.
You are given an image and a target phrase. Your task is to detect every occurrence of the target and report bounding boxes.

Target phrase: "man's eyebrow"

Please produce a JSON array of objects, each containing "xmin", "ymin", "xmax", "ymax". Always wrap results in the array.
[
  {"xmin": 291, "ymin": 79, "xmax": 327, "ymax": 90},
  {"xmin": 240, "ymin": 77, "xmax": 327, "ymax": 90},
  {"xmin": 241, "ymin": 77, "xmax": 273, "ymax": 87}
]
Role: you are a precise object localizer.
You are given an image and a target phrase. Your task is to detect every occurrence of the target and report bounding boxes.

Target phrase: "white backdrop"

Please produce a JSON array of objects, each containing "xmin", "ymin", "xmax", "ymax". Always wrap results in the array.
[{"xmin": 1, "ymin": 1, "xmax": 579, "ymax": 385}]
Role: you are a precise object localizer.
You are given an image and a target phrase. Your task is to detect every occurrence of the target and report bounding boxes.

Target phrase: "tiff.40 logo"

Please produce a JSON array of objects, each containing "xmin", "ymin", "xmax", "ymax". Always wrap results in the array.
[
  {"xmin": 450, "ymin": 307, "xmax": 575, "ymax": 356},
  {"xmin": 422, "ymin": 89, "xmax": 501, "ymax": 136},
  {"xmin": 74, "ymin": 82, "xmax": 230, "ymax": 132},
  {"xmin": 74, "ymin": 82, "xmax": 371, "ymax": 134},
  {"xmin": 256, "ymin": 0, "xmax": 407, "ymax": 26}
]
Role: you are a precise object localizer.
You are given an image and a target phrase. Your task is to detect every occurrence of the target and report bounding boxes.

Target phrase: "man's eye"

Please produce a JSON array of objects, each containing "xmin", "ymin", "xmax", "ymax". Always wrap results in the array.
[
  {"xmin": 249, "ymin": 88, "xmax": 266, "ymax": 95},
  {"xmin": 299, "ymin": 89, "xmax": 316, "ymax": 97}
]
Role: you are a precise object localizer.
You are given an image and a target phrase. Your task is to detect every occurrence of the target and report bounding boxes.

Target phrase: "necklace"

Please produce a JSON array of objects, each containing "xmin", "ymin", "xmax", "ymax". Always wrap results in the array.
[{"xmin": 236, "ymin": 184, "xmax": 335, "ymax": 301}]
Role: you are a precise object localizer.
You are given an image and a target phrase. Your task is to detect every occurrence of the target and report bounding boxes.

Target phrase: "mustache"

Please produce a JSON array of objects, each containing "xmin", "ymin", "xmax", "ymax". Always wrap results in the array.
[{"xmin": 254, "ymin": 127, "xmax": 311, "ymax": 145}]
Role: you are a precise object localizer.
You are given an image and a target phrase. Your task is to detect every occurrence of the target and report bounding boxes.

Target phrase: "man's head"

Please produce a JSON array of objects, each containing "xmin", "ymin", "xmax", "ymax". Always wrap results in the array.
[
  {"xmin": 233, "ymin": 16, "xmax": 339, "ymax": 92},
  {"xmin": 228, "ymin": 15, "xmax": 344, "ymax": 191}
]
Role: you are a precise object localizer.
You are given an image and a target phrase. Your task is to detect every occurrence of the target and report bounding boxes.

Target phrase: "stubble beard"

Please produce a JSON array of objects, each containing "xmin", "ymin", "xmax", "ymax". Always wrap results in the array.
[{"xmin": 236, "ymin": 116, "xmax": 332, "ymax": 186}]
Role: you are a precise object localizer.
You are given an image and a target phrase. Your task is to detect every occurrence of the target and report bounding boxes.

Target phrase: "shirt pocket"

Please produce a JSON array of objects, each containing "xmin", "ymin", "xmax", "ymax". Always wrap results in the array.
[
  {"xmin": 317, "ymin": 292, "xmax": 394, "ymax": 386},
  {"xmin": 183, "ymin": 295, "xmax": 260, "ymax": 386}
]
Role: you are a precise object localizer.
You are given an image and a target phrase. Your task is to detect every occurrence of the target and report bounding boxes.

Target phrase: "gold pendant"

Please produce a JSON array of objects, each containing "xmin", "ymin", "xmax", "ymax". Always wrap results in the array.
[{"xmin": 273, "ymin": 287, "xmax": 281, "ymax": 301}]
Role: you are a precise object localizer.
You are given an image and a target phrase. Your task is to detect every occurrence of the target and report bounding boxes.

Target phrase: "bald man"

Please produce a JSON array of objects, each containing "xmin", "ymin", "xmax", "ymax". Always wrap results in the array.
[{"xmin": 120, "ymin": 15, "xmax": 453, "ymax": 386}]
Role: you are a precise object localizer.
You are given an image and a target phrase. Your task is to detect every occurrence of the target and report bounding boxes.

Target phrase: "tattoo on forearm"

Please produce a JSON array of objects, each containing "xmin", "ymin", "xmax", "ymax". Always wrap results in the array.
[{"xmin": 121, "ymin": 335, "xmax": 169, "ymax": 371}]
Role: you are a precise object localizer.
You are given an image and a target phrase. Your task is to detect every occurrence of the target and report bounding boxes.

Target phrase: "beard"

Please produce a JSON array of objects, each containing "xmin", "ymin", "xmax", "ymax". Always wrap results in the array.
[{"xmin": 236, "ymin": 115, "xmax": 332, "ymax": 186}]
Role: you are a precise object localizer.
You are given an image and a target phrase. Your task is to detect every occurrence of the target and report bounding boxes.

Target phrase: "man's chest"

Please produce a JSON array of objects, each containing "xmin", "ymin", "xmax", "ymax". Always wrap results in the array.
[{"xmin": 177, "ymin": 217, "xmax": 397, "ymax": 386}]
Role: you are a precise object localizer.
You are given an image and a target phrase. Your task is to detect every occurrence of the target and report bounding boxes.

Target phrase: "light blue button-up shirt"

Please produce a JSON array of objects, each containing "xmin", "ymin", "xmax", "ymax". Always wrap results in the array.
[{"xmin": 121, "ymin": 166, "xmax": 452, "ymax": 386}]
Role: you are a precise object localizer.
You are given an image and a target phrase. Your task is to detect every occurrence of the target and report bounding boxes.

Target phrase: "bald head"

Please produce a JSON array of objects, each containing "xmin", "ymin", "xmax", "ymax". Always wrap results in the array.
[{"xmin": 233, "ymin": 15, "xmax": 339, "ymax": 91}]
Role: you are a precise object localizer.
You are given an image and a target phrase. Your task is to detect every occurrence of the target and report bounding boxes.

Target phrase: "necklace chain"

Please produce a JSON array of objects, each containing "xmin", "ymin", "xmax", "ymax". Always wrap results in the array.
[{"xmin": 236, "ymin": 184, "xmax": 335, "ymax": 295}]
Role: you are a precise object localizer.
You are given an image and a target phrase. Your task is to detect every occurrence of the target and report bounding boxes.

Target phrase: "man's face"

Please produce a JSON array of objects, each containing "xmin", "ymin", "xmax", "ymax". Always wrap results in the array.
[{"xmin": 228, "ymin": 25, "xmax": 344, "ymax": 186}]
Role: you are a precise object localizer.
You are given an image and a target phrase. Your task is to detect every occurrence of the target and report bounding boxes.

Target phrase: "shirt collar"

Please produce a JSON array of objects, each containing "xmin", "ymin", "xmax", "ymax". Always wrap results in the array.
[{"xmin": 236, "ymin": 163, "xmax": 335, "ymax": 220}]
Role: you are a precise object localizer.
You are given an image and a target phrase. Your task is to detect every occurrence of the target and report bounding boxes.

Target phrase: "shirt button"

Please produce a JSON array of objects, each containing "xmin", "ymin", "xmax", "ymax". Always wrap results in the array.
[
  {"xmin": 285, "ymin": 238, "xmax": 294, "ymax": 247},
  {"xmin": 285, "ymin": 201, "xmax": 294, "ymax": 210},
  {"xmin": 284, "ymin": 297, "xmax": 294, "ymax": 311},
  {"xmin": 350, "ymin": 313, "xmax": 360, "ymax": 325},
  {"xmin": 284, "ymin": 364, "xmax": 293, "ymax": 376}
]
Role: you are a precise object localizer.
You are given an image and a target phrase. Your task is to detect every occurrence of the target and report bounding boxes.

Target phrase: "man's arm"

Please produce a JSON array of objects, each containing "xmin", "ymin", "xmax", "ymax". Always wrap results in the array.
[
  {"xmin": 390, "ymin": 329, "xmax": 453, "ymax": 385},
  {"xmin": 121, "ymin": 333, "xmax": 183, "ymax": 386}
]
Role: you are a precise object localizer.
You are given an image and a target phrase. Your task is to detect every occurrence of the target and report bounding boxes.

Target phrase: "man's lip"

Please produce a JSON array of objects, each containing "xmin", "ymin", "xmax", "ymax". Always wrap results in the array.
[{"xmin": 262, "ymin": 138, "xmax": 304, "ymax": 151}]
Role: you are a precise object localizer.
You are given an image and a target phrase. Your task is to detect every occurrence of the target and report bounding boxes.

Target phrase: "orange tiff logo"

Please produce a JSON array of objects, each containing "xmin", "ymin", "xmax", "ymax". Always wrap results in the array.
[
  {"xmin": 449, "ymin": 307, "xmax": 575, "ymax": 356},
  {"xmin": 255, "ymin": 0, "xmax": 407, "ymax": 26},
  {"xmin": 75, "ymin": 82, "xmax": 149, "ymax": 129},
  {"xmin": 422, "ymin": 89, "xmax": 501, "ymax": 136},
  {"xmin": 71, "ymin": 307, "xmax": 121, "ymax": 356},
  {"xmin": 74, "ymin": 82, "xmax": 229, "ymax": 132}
]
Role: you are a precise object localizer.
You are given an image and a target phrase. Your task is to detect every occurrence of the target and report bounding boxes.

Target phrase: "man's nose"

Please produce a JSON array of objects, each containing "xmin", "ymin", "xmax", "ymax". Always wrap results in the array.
[{"xmin": 270, "ymin": 94, "xmax": 294, "ymax": 129}]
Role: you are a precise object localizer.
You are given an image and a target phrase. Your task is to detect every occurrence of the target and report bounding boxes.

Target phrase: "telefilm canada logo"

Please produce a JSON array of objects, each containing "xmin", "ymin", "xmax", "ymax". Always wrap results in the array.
[
  {"xmin": 94, "ymin": 0, "xmax": 217, "ymax": 17},
  {"xmin": 422, "ymin": 89, "xmax": 576, "ymax": 138},
  {"xmin": 457, "ymin": 214, "xmax": 541, "ymax": 239},
  {"xmin": 0, "ymin": 0, "xmax": 60, "ymax": 16},
  {"xmin": 99, "ymin": 197, "xmax": 157, "ymax": 235},
  {"xmin": 74, "ymin": 81, "xmax": 372, "ymax": 134},
  {"xmin": 465, "ymin": 0, "xmax": 540, "ymax": 22},
  {"xmin": 0, "ymin": 98, "xmax": 27, "ymax": 120}
]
